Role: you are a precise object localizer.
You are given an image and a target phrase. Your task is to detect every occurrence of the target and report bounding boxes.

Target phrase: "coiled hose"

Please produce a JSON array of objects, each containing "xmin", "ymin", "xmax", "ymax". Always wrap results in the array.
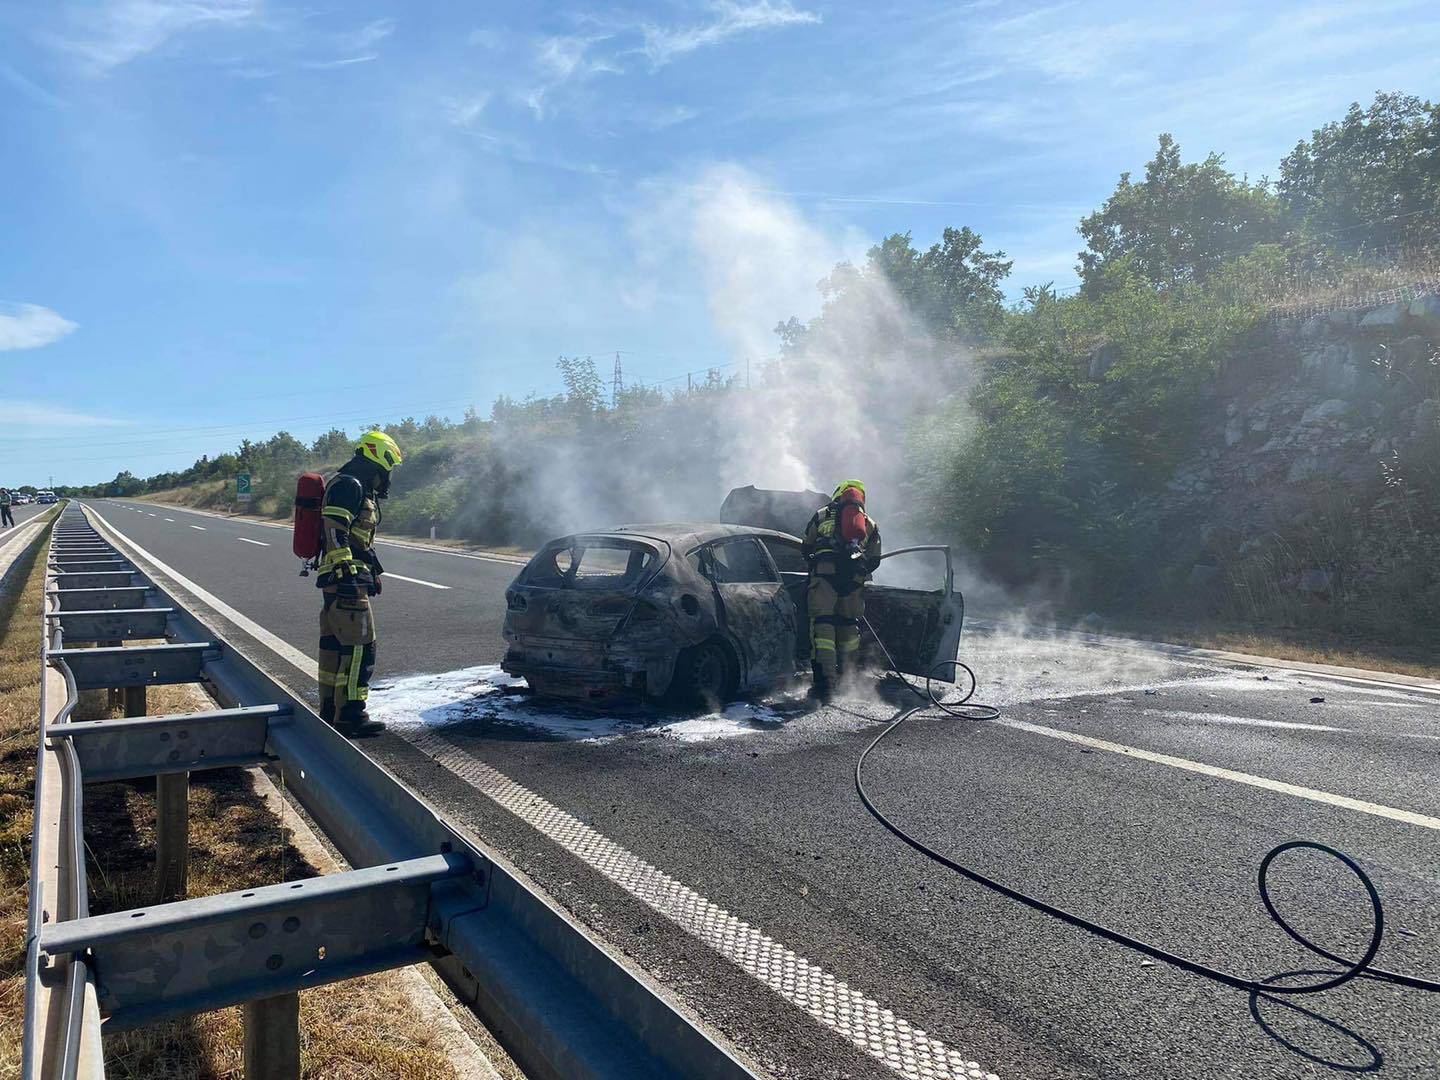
[{"xmin": 857, "ymin": 615, "xmax": 1438, "ymax": 997}]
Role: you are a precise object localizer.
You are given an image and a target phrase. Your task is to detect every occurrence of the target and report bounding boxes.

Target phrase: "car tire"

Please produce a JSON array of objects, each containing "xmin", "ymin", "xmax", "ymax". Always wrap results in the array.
[{"xmin": 671, "ymin": 639, "xmax": 736, "ymax": 707}]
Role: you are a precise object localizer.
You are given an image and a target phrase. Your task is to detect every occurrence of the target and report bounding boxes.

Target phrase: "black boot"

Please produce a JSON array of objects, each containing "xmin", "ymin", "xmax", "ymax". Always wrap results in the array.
[
  {"xmin": 319, "ymin": 698, "xmax": 335, "ymax": 725},
  {"xmin": 807, "ymin": 663, "xmax": 833, "ymax": 703},
  {"xmin": 337, "ymin": 702, "xmax": 384, "ymax": 736}
]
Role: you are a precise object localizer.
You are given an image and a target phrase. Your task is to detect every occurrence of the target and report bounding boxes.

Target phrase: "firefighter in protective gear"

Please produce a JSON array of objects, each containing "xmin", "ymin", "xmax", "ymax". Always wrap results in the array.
[
  {"xmin": 801, "ymin": 480, "xmax": 881, "ymax": 701},
  {"xmin": 317, "ymin": 430, "xmax": 402, "ymax": 733}
]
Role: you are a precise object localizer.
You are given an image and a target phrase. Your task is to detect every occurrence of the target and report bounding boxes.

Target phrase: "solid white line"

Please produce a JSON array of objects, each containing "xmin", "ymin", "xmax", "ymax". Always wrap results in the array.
[
  {"xmin": 1156, "ymin": 710, "xmax": 1352, "ymax": 734},
  {"xmin": 236, "ymin": 537, "xmax": 270, "ymax": 547},
  {"xmin": 998, "ymin": 718, "xmax": 1440, "ymax": 831},
  {"xmin": 80, "ymin": 505, "xmax": 1002, "ymax": 1080},
  {"xmin": 188, "ymin": 525, "xmax": 206, "ymax": 531},
  {"xmin": 383, "ymin": 572, "xmax": 451, "ymax": 590}
]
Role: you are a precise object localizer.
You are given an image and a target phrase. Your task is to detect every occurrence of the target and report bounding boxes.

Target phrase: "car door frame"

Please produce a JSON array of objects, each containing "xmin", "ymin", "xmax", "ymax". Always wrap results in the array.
[
  {"xmin": 692, "ymin": 536, "xmax": 799, "ymax": 690},
  {"xmin": 863, "ymin": 544, "xmax": 966, "ymax": 682}
]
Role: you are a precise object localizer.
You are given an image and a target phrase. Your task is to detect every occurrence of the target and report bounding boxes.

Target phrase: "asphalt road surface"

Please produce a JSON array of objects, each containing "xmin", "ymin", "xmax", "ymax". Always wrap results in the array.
[
  {"xmin": 89, "ymin": 498, "xmax": 1440, "ymax": 1080},
  {"xmin": 2, "ymin": 501, "xmax": 55, "ymax": 533}
]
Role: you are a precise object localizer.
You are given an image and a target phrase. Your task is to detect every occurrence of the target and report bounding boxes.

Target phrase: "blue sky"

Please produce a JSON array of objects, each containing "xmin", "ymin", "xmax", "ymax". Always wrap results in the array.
[{"xmin": 3, "ymin": 0, "xmax": 1437, "ymax": 486}]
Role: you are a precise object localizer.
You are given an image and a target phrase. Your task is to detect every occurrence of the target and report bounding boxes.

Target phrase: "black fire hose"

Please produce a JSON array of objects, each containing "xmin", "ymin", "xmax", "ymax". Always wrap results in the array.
[{"xmin": 857, "ymin": 615, "xmax": 1439, "ymax": 997}]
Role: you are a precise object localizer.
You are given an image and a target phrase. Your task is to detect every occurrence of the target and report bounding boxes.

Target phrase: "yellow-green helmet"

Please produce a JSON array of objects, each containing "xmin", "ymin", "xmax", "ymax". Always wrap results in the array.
[
  {"xmin": 832, "ymin": 479, "xmax": 866, "ymax": 502},
  {"xmin": 357, "ymin": 430, "xmax": 403, "ymax": 472}
]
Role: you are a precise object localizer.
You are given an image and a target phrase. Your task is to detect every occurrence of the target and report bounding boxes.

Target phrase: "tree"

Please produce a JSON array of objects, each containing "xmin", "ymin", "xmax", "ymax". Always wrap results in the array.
[
  {"xmin": 556, "ymin": 355, "xmax": 604, "ymax": 417},
  {"xmin": 829, "ymin": 229, "xmax": 1011, "ymax": 342},
  {"xmin": 1279, "ymin": 92, "xmax": 1440, "ymax": 252},
  {"xmin": 311, "ymin": 428, "xmax": 352, "ymax": 460},
  {"xmin": 1079, "ymin": 134, "xmax": 1284, "ymax": 291}
]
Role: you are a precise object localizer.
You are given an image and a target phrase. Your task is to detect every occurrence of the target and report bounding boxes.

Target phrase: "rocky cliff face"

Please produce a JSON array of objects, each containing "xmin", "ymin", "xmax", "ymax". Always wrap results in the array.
[{"xmin": 1158, "ymin": 292, "xmax": 1440, "ymax": 619}]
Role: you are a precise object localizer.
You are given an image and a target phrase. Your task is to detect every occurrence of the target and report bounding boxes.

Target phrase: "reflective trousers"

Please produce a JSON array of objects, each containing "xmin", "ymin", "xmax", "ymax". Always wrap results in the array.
[
  {"xmin": 808, "ymin": 575, "xmax": 863, "ymax": 682},
  {"xmin": 319, "ymin": 590, "xmax": 376, "ymax": 722}
]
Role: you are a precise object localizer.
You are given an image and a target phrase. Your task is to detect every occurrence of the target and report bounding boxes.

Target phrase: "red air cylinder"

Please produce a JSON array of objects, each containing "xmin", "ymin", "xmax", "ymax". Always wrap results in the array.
[
  {"xmin": 293, "ymin": 471, "xmax": 325, "ymax": 561},
  {"xmin": 837, "ymin": 487, "xmax": 868, "ymax": 545}
]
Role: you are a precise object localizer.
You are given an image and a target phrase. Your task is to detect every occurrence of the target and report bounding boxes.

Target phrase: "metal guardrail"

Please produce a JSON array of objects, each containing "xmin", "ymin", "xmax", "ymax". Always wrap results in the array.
[{"xmin": 25, "ymin": 503, "xmax": 759, "ymax": 1079}]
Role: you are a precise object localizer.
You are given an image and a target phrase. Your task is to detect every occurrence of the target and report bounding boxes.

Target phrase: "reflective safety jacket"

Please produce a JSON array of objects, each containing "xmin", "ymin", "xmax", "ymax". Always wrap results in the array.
[
  {"xmin": 802, "ymin": 502, "xmax": 882, "ymax": 586},
  {"xmin": 319, "ymin": 470, "xmax": 382, "ymax": 579}
]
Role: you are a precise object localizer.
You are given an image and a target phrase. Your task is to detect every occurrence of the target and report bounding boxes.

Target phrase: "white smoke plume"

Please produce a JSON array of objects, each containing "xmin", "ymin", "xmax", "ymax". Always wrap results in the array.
[{"xmin": 476, "ymin": 163, "xmax": 981, "ymax": 564}]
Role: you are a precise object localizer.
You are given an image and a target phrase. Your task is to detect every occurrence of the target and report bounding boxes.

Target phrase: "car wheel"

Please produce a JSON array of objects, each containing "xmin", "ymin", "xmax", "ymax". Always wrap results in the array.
[{"xmin": 672, "ymin": 639, "xmax": 735, "ymax": 707}]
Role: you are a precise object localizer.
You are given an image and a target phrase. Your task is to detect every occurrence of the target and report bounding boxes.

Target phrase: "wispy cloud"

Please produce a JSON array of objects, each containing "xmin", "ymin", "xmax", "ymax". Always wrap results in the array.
[
  {"xmin": 299, "ymin": 16, "xmax": 398, "ymax": 70},
  {"xmin": 302, "ymin": 54, "xmax": 379, "ymax": 70},
  {"xmin": 0, "ymin": 62, "xmax": 66, "ymax": 108},
  {"xmin": 523, "ymin": 33, "xmax": 622, "ymax": 117},
  {"xmin": 638, "ymin": 1, "xmax": 821, "ymax": 67},
  {"xmin": 341, "ymin": 18, "xmax": 396, "ymax": 53},
  {"xmin": 55, "ymin": 0, "xmax": 260, "ymax": 75},
  {"xmin": 515, "ymin": 3, "xmax": 819, "ymax": 120},
  {"xmin": 1, "ymin": 400, "xmax": 134, "ymax": 428},
  {"xmin": 444, "ymin": 93, "xmax": 493, "ymax": 127},
  {"xmin": 0, "ymin": 304, "xmax": 77, "ymax": 351}
]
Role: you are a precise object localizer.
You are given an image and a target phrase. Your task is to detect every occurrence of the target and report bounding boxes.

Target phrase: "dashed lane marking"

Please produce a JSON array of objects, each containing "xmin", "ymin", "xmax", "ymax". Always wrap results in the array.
[
  {"xmin": 164, "ymin": 518, "xmax": 175, "ymax": 522},
  {"xmin": 82, "ymin": 506, "xmax": 1002, "ymax": 1080},
  {"xmin": 236, "ymin": 537, "xmax": 270, "ymax": 547},
  {"xmin": 384, "ymin": 572, "xmax": 451, "ymax": 590},
  {"xmin": 188, "ymin": 525, "xmax": 206, "ymax": 531}
]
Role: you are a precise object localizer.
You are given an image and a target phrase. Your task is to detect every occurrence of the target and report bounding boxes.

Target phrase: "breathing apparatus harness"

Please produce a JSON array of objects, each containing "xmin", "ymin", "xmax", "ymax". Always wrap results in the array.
[{"xmin": 857, "ymin": 616, "xmax": 1440, "ymax": 1000}]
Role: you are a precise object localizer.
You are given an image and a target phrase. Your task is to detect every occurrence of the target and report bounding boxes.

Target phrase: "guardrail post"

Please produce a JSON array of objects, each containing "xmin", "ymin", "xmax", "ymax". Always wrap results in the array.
[
  {"xmin": 122, "ymin": 684, "xmax": 189, "ymax": 904},
  {"xmin": 155, "ymin": 772, "xmax": 189, "ymax": 903},
  {"xmin": 105, "ymin": 641, "xmax": 121, "ymax": 708},
  {"xmin": 243, "ymin": 992, "xmax": 301, "ymax": 1079}
]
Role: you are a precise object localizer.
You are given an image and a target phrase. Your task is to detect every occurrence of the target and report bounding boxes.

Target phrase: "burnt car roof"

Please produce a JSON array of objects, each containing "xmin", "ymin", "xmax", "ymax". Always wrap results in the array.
[{"xmin": 605, "ymin": 523, "xmax": 803, "ymax": 548}]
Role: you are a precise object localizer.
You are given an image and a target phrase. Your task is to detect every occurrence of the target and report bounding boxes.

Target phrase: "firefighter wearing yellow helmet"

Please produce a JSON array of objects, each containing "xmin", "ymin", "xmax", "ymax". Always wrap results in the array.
[
  {"xmin": 317, "ymin": 430, "xmax": 402, "ymax": 733},
  {"xmin": 801, "ymin": 480, "xmax": 882, "ymax": 701}
]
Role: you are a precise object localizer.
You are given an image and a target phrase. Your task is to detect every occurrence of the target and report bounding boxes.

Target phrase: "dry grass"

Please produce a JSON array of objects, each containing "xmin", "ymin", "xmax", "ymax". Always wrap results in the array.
[
  {"xmin": 75, "ymin": 680, "xmax": 466, "ymax": 1079},
  {"xmin": 1108, "ymin": 618, "xmax": 1440, "ymax": 680},
  {"xmin": 0, "ymin": 525, "xmax": 53, "ymax": 1076}
]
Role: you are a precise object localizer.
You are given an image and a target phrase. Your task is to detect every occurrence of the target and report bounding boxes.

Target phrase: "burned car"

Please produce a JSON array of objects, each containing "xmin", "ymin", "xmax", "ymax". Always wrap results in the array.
[{"xmin": 500, "ymin": 522, "xmax": 964, "ymax": 704}]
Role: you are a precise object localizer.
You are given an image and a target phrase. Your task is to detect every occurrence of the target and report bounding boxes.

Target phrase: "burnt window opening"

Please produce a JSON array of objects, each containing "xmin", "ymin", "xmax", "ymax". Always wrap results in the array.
[{"xmin": 521, "ymin": 539, "xmax": 658, "ymax": 591}]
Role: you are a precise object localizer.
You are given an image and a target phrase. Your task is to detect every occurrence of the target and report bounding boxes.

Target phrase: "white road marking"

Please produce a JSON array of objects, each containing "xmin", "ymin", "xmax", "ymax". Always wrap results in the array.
[
  {"xmin": 147, "ymin": 513, "xmax": 157, "ymax": 517},
  {"xmin": 236, "ymin": 537, "xmax": 270, "ymax": 547},
  {"xmin": 134, "ymin": 501, "xmax": 524, "ymax": 566},
  {"xmin": 999, "ymin": 718, "xmax": 1440, "ymax": 831},
  {"xmin": 164, "ymin": 518, "xmax": 175, "ymax": 522},
  {"xmin": 81, "ymin": 506, "xmax": 1001, "ymax": 1080},
  {"xmin": 383, "ymin": 572, "xmax": 451, "ymax": 590},
  {"xmin": 188, "ymin": 525, "xmax": 206, "ymax": 531},
  {"xmin": 1154, "ymin": 709, "xmax": 1352, "ymax": 734}
]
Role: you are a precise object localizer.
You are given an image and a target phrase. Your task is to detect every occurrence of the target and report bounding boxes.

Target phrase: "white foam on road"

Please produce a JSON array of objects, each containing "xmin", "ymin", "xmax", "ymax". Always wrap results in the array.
[{"xmin": 368, "ymin": 664, "xmax": 791, "ymax": 743}]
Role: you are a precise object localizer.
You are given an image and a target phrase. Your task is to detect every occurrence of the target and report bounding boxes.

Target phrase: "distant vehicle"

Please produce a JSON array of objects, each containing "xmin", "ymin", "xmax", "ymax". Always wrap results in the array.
[
  {"xmin": 35, "ymin": 491, "xmax": 58, "ymax": 504},
  {"xmin": 501, "ymin": 522, "xmax": 963, "ymax": 705},
  {"xmin": 12, "ymin": 493, "xmax": 31, "ymax": 504}
]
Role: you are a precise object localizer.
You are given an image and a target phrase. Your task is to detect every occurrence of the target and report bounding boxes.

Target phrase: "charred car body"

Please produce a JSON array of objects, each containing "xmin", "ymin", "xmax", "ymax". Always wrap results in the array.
[{"xmin": 501, "ymin": 502, "xmax": 965, "ymax": 703}]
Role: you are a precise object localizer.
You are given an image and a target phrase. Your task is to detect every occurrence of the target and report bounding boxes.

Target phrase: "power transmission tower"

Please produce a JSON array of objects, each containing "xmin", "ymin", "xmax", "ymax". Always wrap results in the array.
[{"xmin": 612, "ymin": 352, "xmax": 623, "ymax": 408}]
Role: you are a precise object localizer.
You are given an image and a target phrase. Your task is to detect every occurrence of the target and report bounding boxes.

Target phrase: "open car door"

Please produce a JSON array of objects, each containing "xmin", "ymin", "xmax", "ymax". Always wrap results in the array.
[{"xmin": 862, "ymin": 545, "xmax": 965, "ymax": 682}]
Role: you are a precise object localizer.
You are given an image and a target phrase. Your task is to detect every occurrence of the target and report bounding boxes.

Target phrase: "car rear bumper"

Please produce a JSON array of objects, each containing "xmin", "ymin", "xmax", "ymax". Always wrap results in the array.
[{"xmin": 501, "ymin": 652, "xmax": 640, "ymax": 701}]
